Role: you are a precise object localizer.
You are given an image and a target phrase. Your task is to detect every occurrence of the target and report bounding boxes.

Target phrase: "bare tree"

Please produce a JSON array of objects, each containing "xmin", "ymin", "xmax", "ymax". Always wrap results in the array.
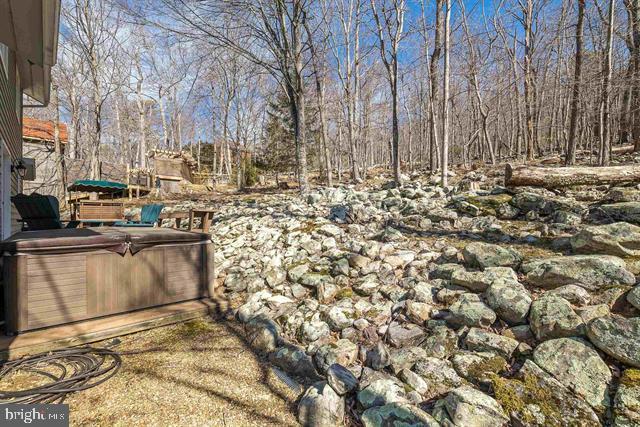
[
  {"xmin": 441, "ymin": 0, "xmax": 451, "ymax": 187},
  {"xmin": 65, "ymin": 0, "xmax": 125, "ymax": 178},
  {"xmin": 566, "ymin": 0, "xmax": 585, "ymax": 165},
  {"xmin": 370, "ymin": 0, "xmax": 406, "ymax": 185}
]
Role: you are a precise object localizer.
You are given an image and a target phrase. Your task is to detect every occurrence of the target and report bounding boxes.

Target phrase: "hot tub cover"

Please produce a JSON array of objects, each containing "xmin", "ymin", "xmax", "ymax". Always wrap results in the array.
[
  {"xmin": 1, "ymin": 228, "xmax": 129, "ymax": 255},
  {"xmin": 124, "ymin": 227, "xmax": 210, "ymax": 254},
  {"xmin": 1, "ymin": 227, "xmax": 211, "ymax": 255}
]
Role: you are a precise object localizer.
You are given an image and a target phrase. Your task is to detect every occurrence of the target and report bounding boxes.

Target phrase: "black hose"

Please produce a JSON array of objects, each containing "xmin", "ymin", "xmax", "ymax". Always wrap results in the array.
[{"xmin": 0, "ymin": 347, "xmax": 122, "ymax": 404}]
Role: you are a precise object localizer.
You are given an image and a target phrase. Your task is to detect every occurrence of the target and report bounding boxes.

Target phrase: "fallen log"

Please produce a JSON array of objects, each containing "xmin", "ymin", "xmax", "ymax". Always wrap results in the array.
[{"xmin": 505, "ymin": 163, "xmax": 640, "ymax": 188}]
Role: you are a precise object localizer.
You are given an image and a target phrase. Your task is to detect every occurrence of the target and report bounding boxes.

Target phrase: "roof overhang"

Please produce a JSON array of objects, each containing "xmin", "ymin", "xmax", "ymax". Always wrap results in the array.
[{"xmin": 0, "ymin": 0, "xmax": 61, "ymax": 105}]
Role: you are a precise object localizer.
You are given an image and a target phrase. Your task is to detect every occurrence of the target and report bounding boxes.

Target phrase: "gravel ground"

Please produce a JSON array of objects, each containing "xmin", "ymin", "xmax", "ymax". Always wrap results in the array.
[{"xmin": 66, "ymin": 318, "xmax": 300, "ymax": 426}]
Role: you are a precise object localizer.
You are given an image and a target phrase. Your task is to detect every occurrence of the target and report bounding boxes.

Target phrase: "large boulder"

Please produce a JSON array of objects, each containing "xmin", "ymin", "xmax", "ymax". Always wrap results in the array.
[
  {"xmin": 491, "ymin": 359, "xmax": 600, "ymax": 426},
  {"xmin": 298, "ymin": 381, "xmax": 345, "ymax": 427},
  {"xmin": 447, "ymin": 293, "xmax": 497, "ymax": 329},
  {"xmin": 462, "ymin": 242, "xmax": 523, "ymax": 270},
  {"xmin": 361, "ymin": 402, "xmax": 440, "ymax": 427},
  {"xmin": 484, "ymin": 279, "xmax": 532, "ymax": 325},
  {"xmin": 451, "ymin": 267, "xmax": 517, "ymax": 293},
  {"xmin": 434, "ymin": 385, "xmax": 509, "ymax": 427},
  {"xmin": 600, "ymin": 202, "xmax": 640, "ymax": 225},
  {"xmin": 522, "ymin": 255, "xmax": 635, "ymax": 291},
  {"xmin": 613, "ymin": 369, "xmax": 640, "ymax": 427},
  {"xmin": 570, "ymin": 222, "xmax": 640, "ymax": 257},
  {"xmin": 586, "ymin": 316, "xmax": 640, "ymax": 368},
  {"xmin": 533, "ymin": 338, "xmax": 611, "ymax": 412},
  {"xmin": 529, "ymin": 295, "xmax": 584, "ymax": 341}
]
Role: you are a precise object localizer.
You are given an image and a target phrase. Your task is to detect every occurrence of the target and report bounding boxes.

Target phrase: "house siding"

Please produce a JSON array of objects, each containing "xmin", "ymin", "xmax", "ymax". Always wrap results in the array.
[{"xmin": 0, "ymin": 46, "xmax": 23, "ymax": 238}]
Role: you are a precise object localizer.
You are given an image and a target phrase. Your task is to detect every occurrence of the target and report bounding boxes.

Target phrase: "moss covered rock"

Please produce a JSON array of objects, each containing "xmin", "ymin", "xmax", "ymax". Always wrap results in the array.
[{"xmin": 491, "ymin": 360, "xmax": 600, "ymax": 426}]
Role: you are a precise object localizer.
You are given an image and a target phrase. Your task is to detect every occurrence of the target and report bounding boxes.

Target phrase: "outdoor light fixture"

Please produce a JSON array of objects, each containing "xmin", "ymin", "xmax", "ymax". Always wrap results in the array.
[{"xmin": 11, "ymin": 159, "xmax": 27, "ymax": 178}]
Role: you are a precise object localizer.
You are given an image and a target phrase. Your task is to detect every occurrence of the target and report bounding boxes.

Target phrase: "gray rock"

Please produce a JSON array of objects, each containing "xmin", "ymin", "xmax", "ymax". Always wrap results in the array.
[
  {"xmin": 405, "ymin": 300, "xmax": 432, "ymax": 324},
  {"xmin": 224, "ymin": 272, "xmax": 247, "ymax": 292},
  {"xmin": 421, "ymin": 325, "xmax": 459, "ymax": 359},
  {"xmin": 288, "ymin": 263, "xmax": 310, "ymax": 282},
  {"xmin": 437, "ymin": 385, "xmax": 509, "ymax": 427},
  {"xmin": 357, "ymin": 379, "xmax": 407, "ymax": 409},
  {"xmin": 452, "ymin": 351, "xmax": 507, "ymax": 383},
  {"xmin": 354, "ymin": 275, "xmax": 381, "ymax": 296},
  {"xmin": 447, "ymin": 293, "xmax": 497, "ymax": 328},
  {"xmin": 366, "ymin": 341, "xmax": 391, "ymax": 370},
  {"xmin": 269, "ymin": 343, "xmax": 320, "ymax": 380},
  {"xmin": 399, "ymin": 368, "xmax": 429, "ymax": 395},
  {"xmin": 491, "ymin": 359, "xmax": 600, "ymax": 426},
  {"xmin": 462, "ymin": 242, "xmax": 522, "ymax": 269},
  {"xmin": 587, "ymin": 316, "xmax": 640, "ymax": 368},
  {"xmin": 331, "ymin": 258, "xmax": 350, "ymax": 276},
  {"xmin": 245, "ymin": 316, "xmax": 279, "ymax": 354},
  {"xmin": 413, "ymin": 357, "xmax": 463, "ymax": 399},
  {"xmin": 576, "ymin": 304, "xmax": 611, "ymax": 324},
  {"xmin": 464, "ymin": 328, "xmax": 519, "ymax": 359},
  {"xmin": 451, "ymin": 270, "xmax": 494, "ymax": 292},
  {"xmin": 529, "ymin": 295, "xmax": 584, "ymax": 341},
  {"xmin": 571, "ymin": 222, "xmax": 640, "ymax": 257},
  {"xmin": 361, "ymin": 402, "xmax": 440, "ymax": 427},
  {"xmin": 600, "ymin": 202, "xmax": 640, "ymax": 225},
  {"xmin": 430, "ymin": 263, "xmax": 465, "ymax": 280},
  {"xmin": 547, "ymin": 284, "xmax": 592, "ymax": 306},
  {"xmin": 326, "ymin": 364, "xmax": 358, "ymax": 396},
  {"xmin": 300, "ymin": 319, "xmax": 331, "ymax": 343},
  {"xmin": 484, "ymin": 279, "xmax": 532, "ymax": 325},
  {"xmin": 388, "ymin": 346, "xmax": 428, "ymax": 375},
  {"xmin": 533, "ymin": 337, "xmax": 611, "ymax": 412},
  {"xmin": 324, "ymin": 306, "xmax": 354, "ymax": 331},
  {"xmin": 314, "ymin": 339, "xmax": 358, "ymax": 374},
  {"xmin": 387, "ymin": 322, "xmax": 426, "ymax": 348},
  {"xmin": 522, "ymin": 255, "xmax": 635, "ymax": 291},
  {"xmin": 298, "ymin": 381, "xmax": 345, "ymax": 427},
  {"xmin": 300, "ymin": 272, "xmax": 332, "ymax": 288},
  {"xmin": 264, "ymin": 267, "xmax": 286, "ymax": 287},
  {"xmin": 613, "ymin": 369, "xmax": 640, "ymax": 427},
  {"xmin": 628, "ymin": 286, "xmax": 640, "ymax": 311},
  {"xmin": 348, "ymin": 253, "xmax": 371, "ymax": 269}
]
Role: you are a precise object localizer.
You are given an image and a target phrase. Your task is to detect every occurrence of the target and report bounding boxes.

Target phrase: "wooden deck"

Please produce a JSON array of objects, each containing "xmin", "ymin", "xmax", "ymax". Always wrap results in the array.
[{"xmin": 0, "ymin": 299, "xmax": 218, "ymax": 360}]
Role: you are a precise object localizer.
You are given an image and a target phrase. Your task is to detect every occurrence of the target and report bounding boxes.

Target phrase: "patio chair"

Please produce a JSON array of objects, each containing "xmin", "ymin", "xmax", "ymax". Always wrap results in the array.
[
  {"xmin": 114, "ymin": 204, "xmax": 164, "ymax": 227},
  {"xmin": 11, "ymin": 193, "xmax": 79, "ymax": 231}
]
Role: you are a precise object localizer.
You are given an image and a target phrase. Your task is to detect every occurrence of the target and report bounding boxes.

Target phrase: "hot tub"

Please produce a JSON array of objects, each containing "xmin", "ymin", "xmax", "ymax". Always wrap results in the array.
[{"xmin": 2, "ymin": 227, "xmax": 215, "ymax": 334}]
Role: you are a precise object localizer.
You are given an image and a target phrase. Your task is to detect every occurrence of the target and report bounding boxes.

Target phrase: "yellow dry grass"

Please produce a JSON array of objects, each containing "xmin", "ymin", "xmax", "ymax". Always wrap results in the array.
[{"xmin": 66, "ymin": 318, "xmax": 300, "ymax": 427}]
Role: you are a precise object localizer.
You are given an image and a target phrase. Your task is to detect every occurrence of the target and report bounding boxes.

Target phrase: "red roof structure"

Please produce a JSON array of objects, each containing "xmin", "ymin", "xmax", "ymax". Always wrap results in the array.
[{"xmin": 22, "ymin": 117, "xmax": 68, "ymax": 143}]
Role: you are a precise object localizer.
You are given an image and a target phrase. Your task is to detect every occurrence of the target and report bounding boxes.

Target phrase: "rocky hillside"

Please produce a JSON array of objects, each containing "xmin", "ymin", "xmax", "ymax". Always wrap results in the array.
[{"xmin": 205, "ymin": 173, "xmax": 640, "ymax": 426}]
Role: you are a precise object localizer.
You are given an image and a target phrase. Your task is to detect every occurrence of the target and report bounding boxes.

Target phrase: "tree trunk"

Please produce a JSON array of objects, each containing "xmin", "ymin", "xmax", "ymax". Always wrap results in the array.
[
  {"xmin": 441, "ymin": 0, "xmax": 451, "ymax": 187},
  {"xmin": 600, "ymin": 0, "xmax": 616, "ymax": 165},
  {"xmin": 506, "ymin": 163, "xmax": 640, "ymax": 188},
  {"xmin": 429, "ymin": 0, "xmax": 443, "ymax": 172},
  {"xmin": 53, "ymin": 86, "xmax": 67, "ymax": 207},
  {"xmin": 566, "ymin": 0, "xmax": 585, "ymax": 165}
]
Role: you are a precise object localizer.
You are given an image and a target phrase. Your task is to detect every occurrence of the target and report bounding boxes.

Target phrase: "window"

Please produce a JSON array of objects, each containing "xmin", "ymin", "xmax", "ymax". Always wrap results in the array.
[{"xmin": 0, "ymin": 42, "xmax": 8, "ymax": 78}]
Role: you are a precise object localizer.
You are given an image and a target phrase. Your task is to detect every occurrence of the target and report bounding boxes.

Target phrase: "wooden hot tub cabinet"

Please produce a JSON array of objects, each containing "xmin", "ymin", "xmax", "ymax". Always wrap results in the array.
[{"xmin": 2, "ymin": 228, "xmax": 215, "ymax": 334}]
